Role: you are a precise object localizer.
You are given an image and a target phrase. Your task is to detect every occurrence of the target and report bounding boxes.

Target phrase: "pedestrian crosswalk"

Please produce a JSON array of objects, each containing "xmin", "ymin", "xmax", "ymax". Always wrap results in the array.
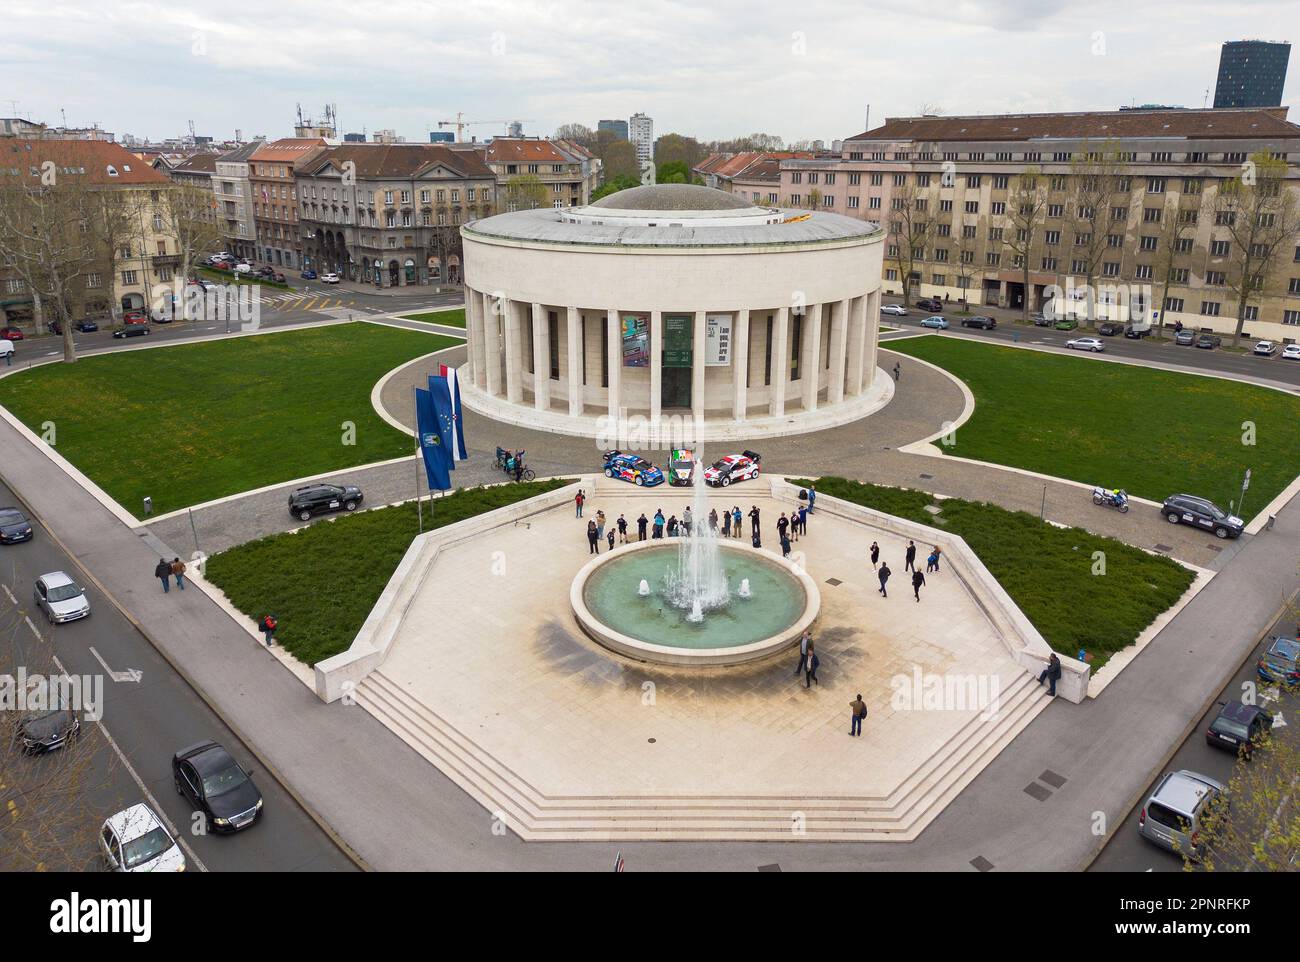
[{"xmin": 262, "ymin": 290, "xmax": 361, "ymax": 313}]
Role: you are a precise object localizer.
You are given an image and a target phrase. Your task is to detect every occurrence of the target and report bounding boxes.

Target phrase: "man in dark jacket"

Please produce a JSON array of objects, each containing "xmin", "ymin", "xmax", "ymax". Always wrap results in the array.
[
  {"xmin": 748, "ymin": 505, "xmax": 760, "ymax": 537},
  {"xmin": 878, "ymin": 561, "xmax": 891, "ymax": 598},
  {"xmin": 911, "ymin": 568, "xmax": 925, "ymax": 602},
  {"xmin": 1038, "ymin": 653, "xmax": 1063, "ymax": 697},
  {"xmin": 637, "ymin": 513, "xmax": 648, "ymax": 541},
  {"xmin": 154, "ymin": 558, "xmax": 172, "ymax": 593},
  {"xmin": 904, "ymin": 540, "xmax": 917, "ymax": 572}
]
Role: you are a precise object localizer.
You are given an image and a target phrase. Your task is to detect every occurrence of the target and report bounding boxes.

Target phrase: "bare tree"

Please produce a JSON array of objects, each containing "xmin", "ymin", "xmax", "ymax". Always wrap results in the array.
[
  {"xmin": 1005, "ymin": 166, "xmax": 1047, "ymax": 322},
  {"xmin": 1068, "ymin": 140, "xmax": 1125, "ymax": 328},
  {"xmin": 1152, "ymin": 188, "xmax": 1206, "ymax": 338},
  {"xmin": 159, "ymin": 183, "xmax": 222, "ymax": 320},
  {"xmin": 888, "ymin": 172, "xmax": 932, "ymax": 306},
  {"xmin": 1213, "ymin": 153, "xmax": 1300, "ymax": 348}
]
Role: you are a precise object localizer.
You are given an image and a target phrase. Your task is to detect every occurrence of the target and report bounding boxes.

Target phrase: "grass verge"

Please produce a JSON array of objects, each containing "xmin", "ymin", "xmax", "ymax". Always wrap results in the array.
[
  {"xmin": 792, "ymin": 476, "xmax": 1195, "ymax": 667},
  {"xmin": 205, "ymin": 480, "xmax": 571, "ymax": 664},
  {"xmin": 401, "ymin": 309, "xmax": 466, "ymax": 328}
]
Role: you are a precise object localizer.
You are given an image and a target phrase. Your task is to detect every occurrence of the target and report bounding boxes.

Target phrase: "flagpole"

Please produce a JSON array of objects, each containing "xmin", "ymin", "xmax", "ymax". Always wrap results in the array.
[{"xmin": 415, "ymin": 388, "xmax": 424, "ymax": 534}]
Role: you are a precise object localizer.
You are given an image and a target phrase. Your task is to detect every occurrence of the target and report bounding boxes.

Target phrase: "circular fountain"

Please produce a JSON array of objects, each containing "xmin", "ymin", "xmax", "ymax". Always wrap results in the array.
[{"xmin": 570, "ymin": 463, "xmax": 820, "ymax": 666}]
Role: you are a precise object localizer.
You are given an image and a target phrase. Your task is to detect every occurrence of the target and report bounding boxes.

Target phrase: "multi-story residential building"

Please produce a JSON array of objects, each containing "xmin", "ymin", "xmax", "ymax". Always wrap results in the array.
[
  {"xmin": 598, "ymin": 119, "xmax": 628, "ymax": 140},
  {"xmin": 212, "ymin": 141, "xmax": 261, "ymax": 261},
  {"xmin": 0, "ymin": 139, "xmax": 181, "ymax": 328},
  {"xmin": 693, "ymin": 151, "xmax": 820, "ymax": 196},
  {"xmin": 776, "ymin": 107, "xmax": 1300, "ymax": 340},
  {"xmin": 0, "ymin": 118, "xmax": 47, "ymax": 137},
  {"xmin": 249, "ymin": 138, "xmax": 327, "ymax": 268},
  {"xmin": 481, "ymin": 137, "xmax": 601, "ymax": 209},
  {"xmin": 629, "ymin": 112, "xmax": 654, "ymax": 168},
  {"xmin": 1214, "ymin": 40, "xmax": 1291, "ymax": 108},
  {"xmin": 295, "ymin": 143, "xmax": 497, "ymax": 287},
  {"xmin": 163, "ymin": 153, "xmax": 217, "ymax": 191}
]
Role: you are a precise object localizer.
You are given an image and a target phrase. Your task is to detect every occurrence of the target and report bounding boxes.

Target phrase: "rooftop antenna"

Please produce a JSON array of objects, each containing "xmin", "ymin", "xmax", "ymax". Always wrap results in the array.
[{"xmin": 1203, "ymin": 88, "xmax": 1210, "ymax": 107}]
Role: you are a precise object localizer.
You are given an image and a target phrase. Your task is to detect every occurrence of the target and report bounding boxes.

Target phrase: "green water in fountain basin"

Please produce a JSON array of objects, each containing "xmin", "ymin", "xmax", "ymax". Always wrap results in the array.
[{"xmin": 582, "ymin": 545, "xmax": 807, "ymax": 650}]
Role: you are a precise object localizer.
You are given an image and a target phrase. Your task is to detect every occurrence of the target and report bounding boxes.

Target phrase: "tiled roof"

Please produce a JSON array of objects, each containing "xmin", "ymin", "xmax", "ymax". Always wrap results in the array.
[
  {"xmin": 485, "ymin": 138, "xmax": 579, "ymax": 164},
  {"xmin": 215, "ymin": 141, "xmax": 263, "ymax": 163},
  {"xmin": 174, "ymin": 153, "xmax": 217, "ymax": 174},
  {"xmin": 0, "ymin": 138, "xmax": 170, "ymax": 185},
  {"xmin": 300, "ymin": 143, "xmax": 494, "ymax": 179},
  {"xmin": 846, "ymin": 107, "xmax": 1299, "ymax": 143},
  {"xmin": 250, "ymin": 137, "xmax": 328, "ymax": 162}
]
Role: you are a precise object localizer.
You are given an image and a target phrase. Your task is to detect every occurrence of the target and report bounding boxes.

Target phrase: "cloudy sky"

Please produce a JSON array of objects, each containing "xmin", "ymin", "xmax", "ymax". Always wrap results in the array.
[{"xmin": 3, "ymin": 0, "xmax": 1298, "ymax": 144}]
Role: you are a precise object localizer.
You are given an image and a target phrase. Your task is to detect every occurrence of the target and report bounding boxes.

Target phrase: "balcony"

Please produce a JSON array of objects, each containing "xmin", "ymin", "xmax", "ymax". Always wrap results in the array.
[{"xmin": 152, "ymin": 253, "xmax": 180, "ymax": 267}]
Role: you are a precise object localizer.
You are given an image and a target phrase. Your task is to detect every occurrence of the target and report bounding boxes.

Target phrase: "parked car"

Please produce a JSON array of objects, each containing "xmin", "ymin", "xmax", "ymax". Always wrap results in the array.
[
  {"xmin": 1205, "ymin": 701, "xmax": 1272, "ymax": 758},
  {"xmin": 880, "ymin": 304, "xmax": 909, "ymax": 316},
  {"xmin": 914, "ymin": 298, "xmax": 943, "ymax": 312},
  {"xmin": 1123, "ymin": 325, "xmax": 1151, "ymax": 339},
  {"xmin": 111, "ymin": 324, "xmax": 151, "ymax": 339},
  {"xmin": 47, "ymin": 319, "xmax": 64, "ymax": 335},
  {"xmin": 703, "ymin": 451, "xmax": 761, "ymax": 487},
  {"xmin": 210, "ymin": 261, "xmax": 234, "ymax": 271},
  {"xmin": 287, "ymin": 482, "xmax": 363, "ymax": 521},
  {"xmin": 1030, "ymin": 312, "xmax": 1053, "ymax": 327},
  {"xmin": 300, "ymin": 269, "xmax": 318, "ymax": 280},
  {"xmin": 75, "ymin": 320, "xmax": 99, "ymax": 333},
  {"xmin": 1174, "ymin": 329, "xmax": 1196, "ymax": 345},
  {"xmin": 33, "ymin": 570, "xmax": 90, "ymax": 624},
  {"xmin": 1054, "ymin": 318, "xmax": 1078, "ymax": 331},
  {"xmin": 667, "ymin": 447, "xmax": 696, "ymax": 486},
  {"xmin": 209, "ymin": 252, "xmax": 232, "ymax": 264},
  {"xmin": 1196, "ymin": 333, "xmax": 1221, "ymax": 350},
  {"xmin": 0, "ymin": 506, "xmax": 34, "ymax": 544},
  {"xmin": 1256, "ymin": 636, "xmax": 1300, "ymax": 688},
  {"xmin": 233, "ymin": 263, "xmax": 253, "ymax": 274},
  {"xmin": 1253, "ymin": 340, "xmax": 1278, "ymax": 356},
  {"xmin": 0, "ymin": 326, "xmax": 25, "ymax": 340},
  {"xmin": 1098, "ymin": 322, "xmax": 1124, "ymax": 336},
  {"xmin": 1066, "ymin": 337, "xmax": 1105, "ymax": 353},
  {"xmin": 172, "ymin": 741, "xmax": 263, "ymax": 833},
  {"xmin": 1161, "ymin": 493, "xmax": 1244, "ymax": 539},
  {"xmin": 122, "ymin": 309, "xmax": 149, "ymax": 323},
  {"xmin": 100, "ymin": 804, "xmax": 186, "ymax": 873},
  {"xmin": 254, "ymin": 267, "xmax": 286, "ymax": 283},
  {"xmin": 602, "ymin": 450, "xmax": 664, "ymax": 486},
  {"xmin": 1137, "ymin": 769, "xmax": 1227, "ymax": 861},
  {"xmin": 321, "ymin": 272, "xmax": 340, "ymax": 284},
  {"xmin": 961, "ymin": 315, "xmax": 996, "ymax": 330},
  {"xmin": 1280, "ymin": 344, "xmax": 1300, "ymax": 361},
  {"xmin": 920, "ymin": 315, "xmax": 949, "ymax": 329},
  {"xmin": 18, "ymin": 706, "xmax": 79, "ymax": 754}
]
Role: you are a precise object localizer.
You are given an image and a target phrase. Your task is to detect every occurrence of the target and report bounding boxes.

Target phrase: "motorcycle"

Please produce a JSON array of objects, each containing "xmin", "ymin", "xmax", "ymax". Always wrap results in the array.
[{"xmin": 1091, "ymin": 486, "xmax": 1129, "ymax": 513}]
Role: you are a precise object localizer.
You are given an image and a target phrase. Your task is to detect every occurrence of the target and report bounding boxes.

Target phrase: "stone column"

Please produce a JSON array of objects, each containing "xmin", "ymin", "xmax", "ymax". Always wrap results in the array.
[
  {"xmin": 828, "ymin": 297, "xmax": 850, "ymax": 405},
  {"xmin": 503, "ymin": 298, "xmax": 522, "ymax": 404},
  {"xmin": 865, "ymin": 288, "xmax": 881, "ymax": 390},
  {"xmin": 692, "ymin": 309, "xmax": 707, "ymax": 423},
  {"xmin": 606, "ymin": 309, "xmax": 621, "ymax": 422},
  {"xmin": 801, "ymin": 303, "xmax": 822, "ymax": 412},
  {"xmin": 769, "ymin": 306, "xmax": 789, "ymax": 417},
  {"xmin": 465, "ymin": 287, "xmax": 483, "ymax": 388},
  {"xmin": 650, "ymin": 309, "xmax": 663, "ymax": 424},
  {"xmin": 566, "ymin": 306, "xmax": 583, "ymax": 416},
  {"xmin": 531, "ymin": 302, "xmax": 549, "ymax": 411},
  {"xmin": 846, "ymin": 294, "xmax": 867, "ymax": 396},
  {"xmin": 483, "ymin": 290, "xmax": 502, "ymax": 398},
  {"xmin": 731, "ymin": 309, "xmax": 750, "ymax": 420}
]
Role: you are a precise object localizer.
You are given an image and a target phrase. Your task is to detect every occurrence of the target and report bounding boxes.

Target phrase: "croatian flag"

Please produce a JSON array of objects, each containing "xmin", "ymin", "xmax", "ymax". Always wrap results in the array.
[{"xmin": 437, "ymin": 364, "xmax": 468, "ymax": 462}]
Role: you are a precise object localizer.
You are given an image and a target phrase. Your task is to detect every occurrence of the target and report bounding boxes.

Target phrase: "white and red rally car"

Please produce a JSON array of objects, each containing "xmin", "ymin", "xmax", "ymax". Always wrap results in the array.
[{"xmin": 703, "ymin": 451, "xmax": 761, "ymax": 487}]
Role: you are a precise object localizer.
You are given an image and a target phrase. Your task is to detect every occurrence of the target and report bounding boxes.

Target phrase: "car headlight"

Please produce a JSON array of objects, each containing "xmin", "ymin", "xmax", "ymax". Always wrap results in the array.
[
  {"xmin": 214, "ymin": 817, "xmax": 229, "ymax": 826},
  {"xmin": 255, "ymin": 798, "xmax": 263, "ymax": 810}
]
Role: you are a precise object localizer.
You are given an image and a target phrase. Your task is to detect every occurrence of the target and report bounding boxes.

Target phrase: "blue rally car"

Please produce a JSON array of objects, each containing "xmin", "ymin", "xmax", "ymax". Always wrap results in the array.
[
  {"xmin": 1257, "ymin": 636, "xmax": 1300, "ymax": 689},
  {"xmin": 602, "ymin": 451, "xmax": 664, "ymax": 487}
]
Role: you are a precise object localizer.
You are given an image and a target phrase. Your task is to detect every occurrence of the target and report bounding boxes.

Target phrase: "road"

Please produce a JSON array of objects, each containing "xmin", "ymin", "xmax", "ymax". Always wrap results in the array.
[
  {"xmin": 879, "ymin": 295, "xmax": 1300, "ymax": 388},
  {"xmin": 0, "ymin": 478, "xmax": 357, "ymax": 872},
  {"xmin": 1089, "ymin": 600, "xmax": 1299, "ymax": 872}
]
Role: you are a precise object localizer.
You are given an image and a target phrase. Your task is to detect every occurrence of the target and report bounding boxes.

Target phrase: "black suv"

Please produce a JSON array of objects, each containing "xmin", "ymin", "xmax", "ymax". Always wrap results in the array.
[
  {"xmin": 287, "ymin": 483, "xmax": 363, "ymax": 521},
  {"xmin": 1098, "ymin": 322, "xmax": 1124, "ymax": 336},
  {"xmin": 1196, "ymin": 334, "xmax": 1221, "ymax": 350},
  {"xmin": 961, "ymin": 316, "xmax": 996, "ymax": 330},
  {"xmin": 1162, "ymin": 494, "xmax": 1244, "ymax": 539},
  {"xmin": 915, "ymin": 298, "xmax": 943, "ymax": 312}
]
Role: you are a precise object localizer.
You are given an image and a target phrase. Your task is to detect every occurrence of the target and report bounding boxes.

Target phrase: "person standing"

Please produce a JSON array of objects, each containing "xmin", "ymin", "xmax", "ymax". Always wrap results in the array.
[
  {"xmin": 154, "ymin": 558, "xmax": 172, "ymax": 593},
  {"xmin": 607, "ymin": 529, "xmax": 615, "ymax": 552},
  {"xmin": 596, "ymin": 510, "xmax": 606, "ymax": 542},
  {"xmin": 170, "ymin": 557, "xmax": 187, "ymax": 591},
  {"xmin": 748, "ymin": 505, "xmax": 760, "ymax": 537},
  {"xmin": 617, "ymin": 514, "xmax": 628, "ymax": 543},
  {"xmin": 709, "ymin": 508, "xmax": 718, "ymax": 533},
  {"xmin": 878, "ymin": 561, "xmax": 891, "ymax": 598},
  {"xmin": 849, "ymin": 694, "xmax": 867, "ymax": 737},
  {"xmin": 904, "ymin": 540, "xmax": 917, "ymax": 572},
  {"xmin": 587, "ymin": 520, "xmax": 600, "ymax": 554},
  {"xmin": 682, "ymin": 506, "xmax": 692, "ymax": 536},
  {"xmin": 804, "ymin": 644, "xmax": 820, "ymax": 688},
  {"xmin": 259, "ymin": 614, "xmax": 278, "ymax": 647},
  {"xmin": 926, "ymin": 548, "xmax": 939, "ymax": 573},
  {"xmin": 794, "ymin": 630, "xmax": 810, "ymax": 677},
  {"xmin": 653, "ymin": 510, "xmax": 665, "ymax": 539},
  {"xmin": 0, "ymin": 337, "xmax": 13, "ymax": 367},
  {"xmin": 808, "ymin": 484, "xmax": 816, "ymax": 514},
  {"xmin": 930, "ymin": 544, "xmax": 942, "ymax": 573},
  {"xmin": 797, "ymin": 503, "xmax": 808, "ymax": 536},
  {"xmin": 575, "ymin": 489, "xmax": 585, "ymax": 518},
  {"xmin": 667, "ymin": 515, "xmax": 678, "ymax": 537},
  {"xmin": 911, "ymin": 567, "xmax": 925, "ymax": 602},
  {"xmin": 638, "ymin": 512, "xmax": 649, "ymax": 541},
  {"xmin": 780, "ymin": 531, "xmax": 791, "ymax": 558},
  {"xmin": 776, "ymin": 512, "xmax": 789, "ymax": 543},
  {"xmin": 722, "ymin": 508, "xmax": 732, "ymax": 538},
  {"xmin": 1038, "ymin": 653, "xmax": 1062, "ymax": 697},
  {"xmin": 732, "ymin": 506, "xmax": 743, "ymax": 538},
  {"xmin": 893, "ymin": 361, "xmax": 901, "ymax": 382},
  {"xmin": 870, "ymin": 541, "xmax": 880, "ymax": 570}
]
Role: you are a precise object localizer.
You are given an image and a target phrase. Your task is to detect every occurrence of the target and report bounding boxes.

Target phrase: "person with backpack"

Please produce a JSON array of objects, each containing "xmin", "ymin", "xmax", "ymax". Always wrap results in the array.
[
  {"xmin": 153, "ymin": 558, "xmax": 172, "ymax": 593},
  {"xmin": 926, "ymin": 548, "xmax": 940, "ymax": 573},
  {"xmin": 653, "ymin": 510, "xmax": 665, "ymax": 539},
  {"xmin": 849, "ymin": 694, "xmax": 867, "ymax": 736},
  {"xmin": 575, "ymin": 489, "xmax": 585, "ymax": 518},
  {"xmin": 259, "ymin": 614, "xmax": 278, "ymax": 647}
]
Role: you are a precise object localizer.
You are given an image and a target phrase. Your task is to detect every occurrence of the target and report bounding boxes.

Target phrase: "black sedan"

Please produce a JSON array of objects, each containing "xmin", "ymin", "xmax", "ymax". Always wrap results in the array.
[
  {"xmin": 961, "ymin": 316, "xmax": 997, "ymax": 330},
  {"xmin": 1205, "ymin": 701, "xmax": 1272, "ymax": 758},
  {"xmin": 0, "ymin": 506, "xmax": 33, "ymax": 544},
  {"xmin": 75, "ymin": 320, "xmax": 99, "ymax": 333},
  {"xmin": 111, "ymin": 324, "xmax": 151, "ymax": 339},
  {"xmin": 18, "ymin": 707, "xmax": 79, "ymax": 754},
  {"xmin": 172, "ymin": 741, "xmax": 263, "ymax": 833},
  {"xmin": 1196, "ymin": 334, "xmax": 1222, "ymax": 350}
]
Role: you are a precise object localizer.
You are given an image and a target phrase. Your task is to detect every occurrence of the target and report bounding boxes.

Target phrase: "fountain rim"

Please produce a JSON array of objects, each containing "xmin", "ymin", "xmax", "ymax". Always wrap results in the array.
[{"xmin": 571, "ymin": 538, "xmax": 821, "ymax": 666}]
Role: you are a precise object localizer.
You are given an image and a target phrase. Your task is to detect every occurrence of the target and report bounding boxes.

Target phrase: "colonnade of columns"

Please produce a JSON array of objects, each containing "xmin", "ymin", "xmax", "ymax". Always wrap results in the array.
[{"xmin": 465, "ymin": 286, "xmax": 881, "ymax": 422}]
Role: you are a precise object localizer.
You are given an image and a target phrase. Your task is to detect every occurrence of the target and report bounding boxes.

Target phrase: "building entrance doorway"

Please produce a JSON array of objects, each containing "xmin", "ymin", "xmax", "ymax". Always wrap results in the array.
[{"xmin": 661, "ymin": 314, "xmax": 693, "ymax": 409}]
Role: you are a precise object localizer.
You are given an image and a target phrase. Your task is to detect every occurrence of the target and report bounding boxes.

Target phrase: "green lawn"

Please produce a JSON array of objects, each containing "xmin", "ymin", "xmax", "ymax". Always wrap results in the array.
[
  {"xmin": 205, "ymin": 480, "xmax": 571, "ymax": 664},
  {"xmin": 0, "ymin": 323, "xmax": 457, "ymax": 517},
  {"xmin": 401, "ymin": 309, "xmax": 466, "ymax": 328},
  {"xmin": 796, "ymin": 477, "xmax": 1195, "ymax": 667},
  {"xmin": 885, "ymin": 336, "xmax": 1300, "ymax": 514},
  {"xmin": 196, "ymin": 266, "xmax": 289, "ymax": 290}
]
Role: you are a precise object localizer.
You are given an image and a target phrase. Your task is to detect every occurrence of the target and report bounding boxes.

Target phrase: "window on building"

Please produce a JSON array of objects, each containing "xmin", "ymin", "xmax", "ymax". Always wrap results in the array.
[
  {"xmin": 1170, "ymin": 268, "xmax": 1189, "ymax": 284},
  {"xmin": 1045, "ymin": 230, "xmax": 1061, "ymax": 245},
  {"xmin": 965, "ymin": 200, "xmax": 979, "ymax": 214},
  {"xmin": 1143, "ymin": 208, "xmax": 1162, "ymax": 223},
  {"xmin": 1165, "ymin": 297, "xmax": 1184, "ymax": 312},
  {"xmin": 1200, "ymin": 301, "xmax": 1221, "ymax": 316},
  {"xmin": 1210, "ymin": 240, "xmax": 1230, "ymax": 257}
]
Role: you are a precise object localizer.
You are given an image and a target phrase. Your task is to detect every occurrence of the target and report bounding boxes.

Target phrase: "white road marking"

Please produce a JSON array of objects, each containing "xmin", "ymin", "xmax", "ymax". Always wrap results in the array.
[
  {"xmin": 50, "ymin": 652, "xmax": 208, "ymax": 873},
  {"xmin": 89, "ymin": 646, "xmax": 144, "ymax": 683}
]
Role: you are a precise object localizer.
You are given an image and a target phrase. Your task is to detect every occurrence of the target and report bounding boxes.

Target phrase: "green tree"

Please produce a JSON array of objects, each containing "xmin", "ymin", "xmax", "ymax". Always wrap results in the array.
[
  {"xmin": 601, "ymin": 140, "xmax": 639, "ymax": 180},
  {"xmin": 503, "ymin": 174, "xmax": 549, "ymax": 211},
  {"xmin": 592, "ymin": 175, "xmax": 639, "ymax": 201}
]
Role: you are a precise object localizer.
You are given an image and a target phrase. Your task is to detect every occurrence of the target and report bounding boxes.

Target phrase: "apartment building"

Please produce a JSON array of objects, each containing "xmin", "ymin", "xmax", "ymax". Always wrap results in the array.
[
  {"xmin": 481, "ymin": 137, "xmax": 601, "ymax": 208},
  {"xmin": 693, "ymin": 151, "xmax": 820, "ymax": 200},
  {"xmin": 212, "ymin": 141, "xmax": 261, "ymax": 261},
  {"xmin": 295, "ymin": 143, "xmax": 497, "ymax": 286},
  {"xmin": 249, "ymin": 137, "xmax": 327, "ymax": 268},
  {"xmin": 777, "ymin": 107, "xmax": 1300, "ymax": 340},
  {"xmin": 629, "ymin": 112, "xmax": 654, "ymax": 168}
]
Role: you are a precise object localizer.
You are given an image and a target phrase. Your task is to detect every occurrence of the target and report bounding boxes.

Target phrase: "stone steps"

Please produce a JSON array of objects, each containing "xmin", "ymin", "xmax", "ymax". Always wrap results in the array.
[{"xmin": 352, "ymin": 667, "xmax": 1050, "ymax": 841}]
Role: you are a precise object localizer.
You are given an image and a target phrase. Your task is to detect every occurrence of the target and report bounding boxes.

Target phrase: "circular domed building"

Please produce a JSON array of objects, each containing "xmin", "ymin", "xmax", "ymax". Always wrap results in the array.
[{"xmin": 459, "ymin": 184, "xmax": 887, "ymax": 440}]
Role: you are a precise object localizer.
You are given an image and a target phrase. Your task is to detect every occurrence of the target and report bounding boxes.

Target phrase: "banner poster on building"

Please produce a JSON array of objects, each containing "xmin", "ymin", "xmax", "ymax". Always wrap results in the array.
[
  {"xmin": 705, "ymin": 313, "xmax": 732, "ymax": 366},
  {"xmin": 621, "ymin": 313, "xmax": 649, "ymax": 367},
  {"xmin": 662, "ymin": 314, "xmax": 693, "ymax": 368}
]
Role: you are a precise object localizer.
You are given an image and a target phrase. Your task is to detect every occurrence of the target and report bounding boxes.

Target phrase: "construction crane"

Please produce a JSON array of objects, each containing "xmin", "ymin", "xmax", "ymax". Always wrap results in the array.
[{"xmin": 436, "ymin": 113, "xmax": 537, "ymax": 142}]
